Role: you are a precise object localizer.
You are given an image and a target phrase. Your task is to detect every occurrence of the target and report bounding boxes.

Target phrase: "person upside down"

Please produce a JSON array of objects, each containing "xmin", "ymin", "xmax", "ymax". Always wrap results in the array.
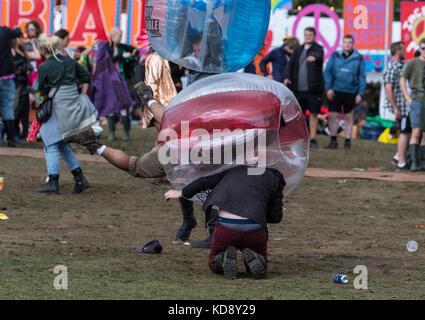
[{"xmin": 164, "ymin": 166, "xmax": 285, "ymax": 280}]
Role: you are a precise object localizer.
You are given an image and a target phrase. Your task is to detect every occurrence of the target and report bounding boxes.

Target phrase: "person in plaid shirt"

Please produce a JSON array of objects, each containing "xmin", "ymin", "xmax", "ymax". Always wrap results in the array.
[{"xmin": 384, "ymin": 41, "xmax": 411, "ymax": 170}]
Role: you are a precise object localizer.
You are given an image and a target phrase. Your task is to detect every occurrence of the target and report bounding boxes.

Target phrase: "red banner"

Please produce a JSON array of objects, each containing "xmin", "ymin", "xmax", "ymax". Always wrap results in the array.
[
  {"xmin": 344, "ymin": 0, "xmax": 393, "ymax": 49},
  {"xmin": 401, "ymin": 1, "xmax": 425, "ymax": 60}
]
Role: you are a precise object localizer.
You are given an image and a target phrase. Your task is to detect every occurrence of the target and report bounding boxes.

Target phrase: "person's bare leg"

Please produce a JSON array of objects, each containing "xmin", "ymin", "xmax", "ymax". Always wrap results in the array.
[
  {"xmin": 343, "ymin": 111, "xmax": 354, "ymax": 140},
  {"xmin": 328, "ymin": 112, "xmax": 339, "ymax": 137},
  {"xmin": 397, "ymin": 133, "xmax": 410, "ymax": 166},
  {"xmin": 309, "ymin": 113, "xmax": 319, "ymax": 140},
  {"xmin": 101, "ymin": 147, "xmax": 131, "ymax": 171}
]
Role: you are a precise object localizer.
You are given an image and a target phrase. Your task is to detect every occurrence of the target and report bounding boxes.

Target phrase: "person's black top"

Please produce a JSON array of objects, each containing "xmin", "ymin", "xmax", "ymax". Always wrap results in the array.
[
  {"xmin": 284, "ymin": 41, "xmax": 324, "ymax": 93},
  {"xmin": 182, "ymin": 166, "xmax": 285, "ymax": 230},
  {"xmin": 13, "ymin": 51, "xmax": 30, "ymax": 84},
  {"xmin": 0, "ymin": 26, "xmax": 19, "ymax": 77}
]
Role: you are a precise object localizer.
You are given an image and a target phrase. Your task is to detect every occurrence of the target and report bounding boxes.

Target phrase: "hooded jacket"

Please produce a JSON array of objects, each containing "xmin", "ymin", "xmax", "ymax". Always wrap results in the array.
[{"xmin": 324, "ymin": 50, "xmax": 366, "ymax": 97}]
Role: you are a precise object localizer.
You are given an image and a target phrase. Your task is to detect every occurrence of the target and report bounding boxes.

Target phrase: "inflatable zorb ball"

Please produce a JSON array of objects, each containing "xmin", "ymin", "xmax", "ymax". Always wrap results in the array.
[
  {"xmin": 145, "ymin": 0, "xmax": 271, "ymax": 73},
  {"xmin": 158, "ymin": 73, "xmax": 309, "ymax": 198}
]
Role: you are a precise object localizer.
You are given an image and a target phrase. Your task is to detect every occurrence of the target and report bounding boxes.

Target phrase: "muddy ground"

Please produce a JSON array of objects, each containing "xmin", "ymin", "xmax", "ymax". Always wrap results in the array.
[{"xmin": 0, "ymin": 128, "xmax": 424, "ymax": 299}]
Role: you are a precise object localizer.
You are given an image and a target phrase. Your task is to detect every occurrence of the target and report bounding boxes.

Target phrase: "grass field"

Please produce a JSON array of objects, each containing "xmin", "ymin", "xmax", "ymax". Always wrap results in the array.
[{"xmin": 1, "ymin": 127, "xmax": 425, "ymax": 300}]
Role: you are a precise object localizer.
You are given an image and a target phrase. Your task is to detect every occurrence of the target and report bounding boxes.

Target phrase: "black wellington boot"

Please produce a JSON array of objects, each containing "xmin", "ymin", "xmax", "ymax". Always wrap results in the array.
[
  {"xmin": 5, "ymin": 120, "xmax": 16, "ymax": 147},
  {"xmin": 175, "ymin": 198, "xmax": 197, "ymax": 241},
  {"xmin": 36, "ymin": 175, "xmax": 59, "ymax": 194},
  {"xmin": 409, "ymin": 144, "xmax": 420, "ymax": 172},
  {"xmin": 71, "ymin": 167, "xmax": 89, "ymax": 194},
  {"xmin": 419, "ymin": 145, "xmax": 425, "ymax": 171},
  {"xmin": 192, "ymin": 207, "xmax": 219, "ymax": 249}
]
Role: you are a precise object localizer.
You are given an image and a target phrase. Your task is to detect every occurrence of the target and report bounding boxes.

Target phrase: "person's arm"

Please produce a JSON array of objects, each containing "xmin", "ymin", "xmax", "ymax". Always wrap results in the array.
[
  {"xmin": 284, "ymin": 47, "xmax": 298, "ymax": 85},
  {"xmin": 385, "ymin": 83, "xmax": 401, "ymax": 119},
  {"xmin": 356, "ymin": 55, "xmax": 366, "ymax": 104},
  {"xmin": 26, "ymin": 40, "xmax": 41, "ymax": 60},
  {"xmin": 324, "ymin": 53, "xmax": 335, "ymax": 93},
  {"xmin": 75, "ymin": 59, "xmax": 91, "ymax": 85},
  {"xmin": 260, "ymin": 51, "xmax": 273, "ymax": 77},
  {"xmin": 400, "ymin": 62, "xmax": 412, "ymax": 106},
  {"xmin": 266, "ymin": 175, "xmax": 285, "ymax": 224},
  {"xmin": 37, "ymin": 65, "xmax": 48, "ymax": 97},
  {"xmin": 181, "ymin": 171, "xmax": 227, "ymax": 199},
  {"xmin": 400, "ymin": 76, "xmax": 411, "ymax": 107},
  {"xmin": 164, "ymin": 171, "xmax": 227, "ymax": 200}
]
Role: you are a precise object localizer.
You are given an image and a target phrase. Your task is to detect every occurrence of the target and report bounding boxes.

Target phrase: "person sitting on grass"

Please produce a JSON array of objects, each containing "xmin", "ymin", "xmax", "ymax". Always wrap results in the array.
[{"xmin": 164, "ymin": 165, "xmax": 285, "ymax": 280}]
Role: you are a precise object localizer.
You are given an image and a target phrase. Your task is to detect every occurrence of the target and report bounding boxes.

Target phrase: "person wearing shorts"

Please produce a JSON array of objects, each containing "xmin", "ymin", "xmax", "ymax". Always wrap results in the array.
[
  {"xmin": 284, "ymin": 27, "xmax": 324, "ymax": 148},
  {"xmin": 324, "ymin": 35, "xmax": 366, "ymax": 150},
  {"xmin": 383, "ymin": 41, "xmax": 411, "ymax": 170},
  {"xmin": 400, "ymin": 38, "xmax": 425, "ymax": 172}
]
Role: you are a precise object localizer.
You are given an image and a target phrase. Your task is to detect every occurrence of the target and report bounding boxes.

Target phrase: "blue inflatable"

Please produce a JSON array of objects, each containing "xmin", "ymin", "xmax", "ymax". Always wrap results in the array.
[{"xmin": 146, "ymin": 0, "xmax": 271, "ymax": 73}]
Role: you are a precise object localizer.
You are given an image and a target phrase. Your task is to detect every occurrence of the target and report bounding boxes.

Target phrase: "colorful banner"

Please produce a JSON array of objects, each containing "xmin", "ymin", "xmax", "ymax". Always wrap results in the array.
[
  {"xmin": 0, "ymin": 0, "xmax": 56, "ymax": 34},
  {"xmin": 344, "ymin": 0, "xmax": 393, "ymax": 50},
  {"xmin": 65, "ymin": 0, "xmax": 121, "ymax": 47},
  {"xmin": 271, "ymin": 0, "xmax": 293, "ymax": 12},
  {"xmin": 126, "ymin": 0, "xmax": 149, "ymax": 48},
  {"xmin": 401, "ymin": 1, "xmax": 425, "ymax": 60}
]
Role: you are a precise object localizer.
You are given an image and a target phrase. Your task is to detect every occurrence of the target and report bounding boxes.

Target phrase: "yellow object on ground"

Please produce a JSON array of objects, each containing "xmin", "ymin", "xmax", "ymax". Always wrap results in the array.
[
  {"xmin": 378, "ymin": 128, "xmax": 399, "ymax": 144},
  {"xmin": 0, "ymin": 214, "xmax": 9, "ymax": 220}
]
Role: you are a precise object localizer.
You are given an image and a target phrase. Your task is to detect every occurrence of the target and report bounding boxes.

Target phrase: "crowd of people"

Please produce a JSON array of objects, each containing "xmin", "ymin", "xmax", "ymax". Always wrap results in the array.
[{"xmin": 1, "ymin": 19, "xmax": 425, "ymax": 280}]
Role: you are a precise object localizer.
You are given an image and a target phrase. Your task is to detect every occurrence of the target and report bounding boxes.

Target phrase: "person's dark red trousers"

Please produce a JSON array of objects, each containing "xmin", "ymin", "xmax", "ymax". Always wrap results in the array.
[{"xmin": 208, "ymin": 222, "xmax": 268, "ymax": 273}]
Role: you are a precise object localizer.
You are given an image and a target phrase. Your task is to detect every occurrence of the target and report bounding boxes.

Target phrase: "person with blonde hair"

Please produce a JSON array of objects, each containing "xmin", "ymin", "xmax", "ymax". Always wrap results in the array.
[{"xmin": 35, "ymin": 34, "xmax": 97, "ymax": 194}]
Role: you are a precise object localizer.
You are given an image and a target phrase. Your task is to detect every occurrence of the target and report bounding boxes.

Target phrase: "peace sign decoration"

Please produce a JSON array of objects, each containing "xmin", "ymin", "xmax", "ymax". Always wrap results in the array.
[{"xmin": 292, "ymin": 4, "xmax": 341, "ymax": 61}]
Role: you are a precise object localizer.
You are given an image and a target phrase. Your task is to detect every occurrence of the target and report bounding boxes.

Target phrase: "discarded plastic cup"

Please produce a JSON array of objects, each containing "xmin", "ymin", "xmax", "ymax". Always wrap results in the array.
[
  {"xmin": 407, "ymin": 241, "xmax": 418, "ymax": 253},
  {"xmin": 332, "ymin": 274, "xmax": 348, "ymax": 284}
]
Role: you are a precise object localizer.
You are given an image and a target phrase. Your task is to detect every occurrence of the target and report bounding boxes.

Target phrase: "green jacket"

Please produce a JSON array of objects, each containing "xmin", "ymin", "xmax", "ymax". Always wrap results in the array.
[{"xmin": 38, "ymin": 54, "xmax": 91, "ymax": 96}]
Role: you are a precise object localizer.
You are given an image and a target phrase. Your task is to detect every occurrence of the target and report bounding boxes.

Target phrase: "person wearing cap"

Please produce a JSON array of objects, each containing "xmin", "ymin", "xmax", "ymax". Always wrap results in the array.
[
  {"xmin": 0, "ymin": 25, "xmax": 19, "ymax": 147},
  {"xmin": 260, "ymin": 37, "xmax": 298, "ymax": 83}
]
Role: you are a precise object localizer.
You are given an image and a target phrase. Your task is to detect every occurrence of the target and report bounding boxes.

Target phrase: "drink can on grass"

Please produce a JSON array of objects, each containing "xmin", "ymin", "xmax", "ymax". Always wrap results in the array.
[{"xmin": 332, "ymin": 274, "xmax": 348, "ymax": 284}]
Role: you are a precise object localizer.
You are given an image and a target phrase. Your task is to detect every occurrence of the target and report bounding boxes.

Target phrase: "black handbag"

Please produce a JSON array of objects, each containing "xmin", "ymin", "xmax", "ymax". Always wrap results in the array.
[{"xmin": 36, "ymin": 64, "xmax": 65, "ymax": 123}]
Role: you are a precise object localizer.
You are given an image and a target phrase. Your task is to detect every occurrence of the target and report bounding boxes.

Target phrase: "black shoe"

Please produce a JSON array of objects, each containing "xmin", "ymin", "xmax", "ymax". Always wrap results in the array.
[
  {"xmin": 396, "ymin": 164, "xmax": 409, "ymax": 171},
  {"xmin": 7, "ymin": 140, "xmax": 16, "ymax": 148},
  {"xmin": 212, "ymin": 252, "xmax": 224, "ymax": 274},
  {"xmin": 344, "ymin": 140, "xmax": 351, "ymax": 150},
  {"xmin": 242, "ymin": 248, "xmax": 267, "ymax": 279},
  {"xmin": 325, "ymin": 139, "xmax": 338, "ymax": 149},
  {"xmin": 37, "ymin": 175, "xmax": 59, "ymax": 194},
  {"xmin": 191, "ymin": 234, "xmax": 213, "ymax": 248},
  {"xmin": 310, "ymin": 139, "xmax": 319, "ymax": 149},
  {"xmin": 175, "ymin": 218, "xmax": 197, "ymax": 241},
  {"xmin": 223, "ymin": 246, "xmax": 238, "ymax": 279},
  {"xmin": 71, "ymin": 168, "xmax": 89, "ymax": 194}
]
